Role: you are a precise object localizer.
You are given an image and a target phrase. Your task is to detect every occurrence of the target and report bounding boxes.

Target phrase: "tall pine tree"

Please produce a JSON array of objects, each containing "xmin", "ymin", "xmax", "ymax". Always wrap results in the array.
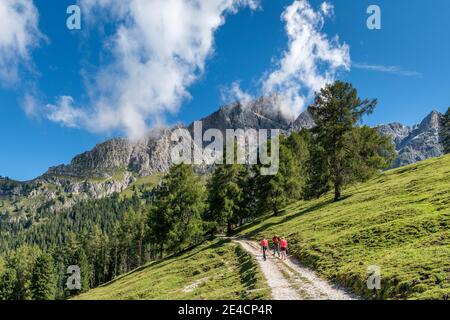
[
  {"xmin": 30, "ymin": 253, "xmax": 56, "ymax": 300},
  {"xmin": 252, "ymin": 135, "xmax": 305, "ymax": 215},
  {"xmin": 0, "ymin": 269, "xmax": 16, "ymax": 300},
  {"xmin": 206, "ymin": 163, "xmax": 247, "ymax": 235},
  {"xmin": 148, "ymin": 164, "xmax": 206, "ymax": 255},
  {"xmin": 310, "ymin": 81, "xmax": 394, "ymax": 201},
  {"xmin": 5, "ymin": 245, "xmax": 41, "ymax": 300}
]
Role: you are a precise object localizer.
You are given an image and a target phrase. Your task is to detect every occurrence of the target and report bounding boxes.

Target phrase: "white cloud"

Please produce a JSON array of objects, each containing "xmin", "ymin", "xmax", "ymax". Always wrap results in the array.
[
  {"xmin": 221, "ymin": 81, "xmax": 253, "ymax": 107},
  {"xmin": 47, "ymin": 0, "xmax": 259, "ymax": 139},
  {"xmin": 22, "ymin": 91, "xmax": 39, "ymax": 117},
  {"xmin": 0, "ymin": 0, "xmax": 43, "ymax": 85},
  {"xmin": 352, "ymin": 62, "xmax": 421, "ymax": 77},
  {"xmin": 261, "ymin": 0, "xmax": 350, "ymax": 120},
  {"xmin": 320, "ymin": 2, "xmax": 334, "ymax": 16},
  {"xmin": 46, "ymin": 96, "xmax": 86, "ymax": 128}
]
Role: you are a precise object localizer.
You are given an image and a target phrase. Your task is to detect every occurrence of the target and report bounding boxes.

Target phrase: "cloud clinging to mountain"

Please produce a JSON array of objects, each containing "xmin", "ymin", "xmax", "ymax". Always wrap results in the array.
[
  {"xmin": 222, "ymin": 0, "xmax": 351, "ymax": 120},
  {"xmin": 262, "ymin": 0, "xmax": 350, "ymax": 119},
  {"xmin": 46, "ymin": 0, "xmax": 260, "ymax": 139}
]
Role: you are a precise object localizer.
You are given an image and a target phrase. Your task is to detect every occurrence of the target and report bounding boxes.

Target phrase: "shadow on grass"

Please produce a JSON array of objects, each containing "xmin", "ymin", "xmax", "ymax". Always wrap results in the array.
[
  {"xmin": 234, "ymin": 199, "xmax": 334, "ymax": 238},
  {"xmin": 97, "ymin": 238, "xmax": 230, "ymax": 288},
  {"xmin": 234, "ymin": 245, "xmax": 258, "ymax": 295}
]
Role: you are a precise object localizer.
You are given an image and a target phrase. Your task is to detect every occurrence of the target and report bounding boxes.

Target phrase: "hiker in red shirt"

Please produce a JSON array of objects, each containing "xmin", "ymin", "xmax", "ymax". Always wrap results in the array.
[
  {"xmin": 261, "ymin": 237, "xmax": 269, "ymax": 261},
  {"xmin": 280, "ymin": 237, "xmax": 288, "ymax": 260}
]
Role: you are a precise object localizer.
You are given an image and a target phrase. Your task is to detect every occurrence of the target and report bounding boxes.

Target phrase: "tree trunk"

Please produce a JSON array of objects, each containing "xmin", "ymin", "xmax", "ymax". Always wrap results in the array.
[
  {"xmin": 227, "ymin": 221, "xmax": 233, "ymax": 236},
  {"xmin": 137, "ymin": 239, "xmax": 142, "ymax": 267},
  {"xmin": 334, "ymin": 159, "xmax": 343, "ymax": 202},
  {"xmin": 334, "ymin": 181, "xmax": 342, "ymax": 202},
  {"xmin": 114, "ymin": 246, "xmax": 118, "ymax": 278}
]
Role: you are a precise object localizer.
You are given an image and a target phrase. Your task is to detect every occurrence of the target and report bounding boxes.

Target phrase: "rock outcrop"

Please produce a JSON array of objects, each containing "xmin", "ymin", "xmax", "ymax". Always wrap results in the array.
[{"xmin": 377, "ymin": 111, "xmax": 443, "ymax": 168}]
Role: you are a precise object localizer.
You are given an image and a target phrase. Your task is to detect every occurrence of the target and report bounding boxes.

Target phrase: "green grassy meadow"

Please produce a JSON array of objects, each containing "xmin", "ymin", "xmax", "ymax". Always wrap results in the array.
[
  {"xmin": 75, "ymin": 239, "xmax": 270, "ymax": 300},
  {"xmin": 236, "ymin": 154, "xmax": 450, "ymax": 299},
  {"xmin": 120, "ymin": 174, "xmax": 162, "ymax": 199}
]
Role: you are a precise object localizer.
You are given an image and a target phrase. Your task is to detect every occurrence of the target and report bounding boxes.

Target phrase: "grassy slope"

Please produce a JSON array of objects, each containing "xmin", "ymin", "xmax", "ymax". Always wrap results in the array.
[
  {"xmin": 75, "ymin": 239, "xmax": 270, "ymax": 300},
  {"xmin": 120, "ymin": 174, "xmax": 162, "ymax": 199},
  {"xmin": 236, "ymin": 154, "xmax": 450, "ymax": 300}
]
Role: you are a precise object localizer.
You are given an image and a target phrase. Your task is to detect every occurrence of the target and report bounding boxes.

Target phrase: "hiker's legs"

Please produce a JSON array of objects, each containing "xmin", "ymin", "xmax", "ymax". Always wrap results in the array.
[{"xmin": 262, "ymin": 246, "xmax": 267, "ymax": 260}]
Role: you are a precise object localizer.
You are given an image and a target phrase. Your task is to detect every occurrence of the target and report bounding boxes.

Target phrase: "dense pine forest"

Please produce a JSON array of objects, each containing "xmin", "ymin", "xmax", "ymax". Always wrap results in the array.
[{"xmin": 0, "ymin": 82, "xmax": 448, "ymax": 300}]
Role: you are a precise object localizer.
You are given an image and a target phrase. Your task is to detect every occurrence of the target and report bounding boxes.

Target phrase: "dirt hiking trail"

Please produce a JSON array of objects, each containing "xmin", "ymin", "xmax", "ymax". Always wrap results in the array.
[{"xmin": 235, "ymin": 239, "xmax": 357, "ymax": 300}]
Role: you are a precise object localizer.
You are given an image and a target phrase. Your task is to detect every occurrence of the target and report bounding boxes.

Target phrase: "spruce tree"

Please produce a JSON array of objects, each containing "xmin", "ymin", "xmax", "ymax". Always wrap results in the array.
[
  {"xmin": 65, "ymin": 247, "xmax": 91, "ymax": 295},
  {"xmin": 255, "ymin": 141, "xmax": 303, "ymax": 215},
  {"xmin": 349, "ymin": 126, "xmax": 395, "ymax": 181},
  {"xmin": 30, "ymin": 253, "xmax": 56, "ymax": 300},
  {"xmin": 206, "ymin": 163, "xmax": 247, "ymax": 235},
  {"xmin": 5, "ymin": 245, "xmax": 41, "ymax": 300},
  {"xmin": 0, "ymin": 269, "xmax": 16, "ymax": 300},
  {"xmin": 148, "ymin": 164, "xmax": 206, "ymax": 255}
]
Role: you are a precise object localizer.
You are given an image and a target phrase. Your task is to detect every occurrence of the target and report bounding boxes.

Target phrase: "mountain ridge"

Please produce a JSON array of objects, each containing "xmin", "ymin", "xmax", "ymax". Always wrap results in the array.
[
  {"xmin": 0, "ymin": 99, "xmax": 445, "ymax": 215},
  {"xmin": 38, "ymin": 105, "xmax": 446, "ymax": 179}
]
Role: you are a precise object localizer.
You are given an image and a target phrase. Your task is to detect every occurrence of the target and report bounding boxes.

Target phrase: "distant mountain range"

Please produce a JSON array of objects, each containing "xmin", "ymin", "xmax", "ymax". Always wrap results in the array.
[
  {"xmin": 43, "ymin": 97, "xmax": 442, "ymax": 178},
  {"xmin": 0, "ymin": 97, "xmax": 444, "ymax": 216}
]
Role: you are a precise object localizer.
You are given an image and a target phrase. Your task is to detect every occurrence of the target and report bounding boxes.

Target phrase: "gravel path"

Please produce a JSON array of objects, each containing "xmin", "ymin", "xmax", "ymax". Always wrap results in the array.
[{"xmin": 235, "ymin": 239, "xmax": 356, "ymax": 300}]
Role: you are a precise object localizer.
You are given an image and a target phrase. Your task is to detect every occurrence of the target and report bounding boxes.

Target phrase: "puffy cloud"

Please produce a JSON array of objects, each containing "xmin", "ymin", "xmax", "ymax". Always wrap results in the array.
[
  {"xmin": 0, "ymin": 0, "xmax": 43, "ymax": 85},
  {"xmin": 320, "ymin": 2, "xmax": 334, "ymax": 16},
  {"xmin": 261, "ymin": 0, "xmax": 350, "ymax": 120},
  {"xmin": 220, "ymin": 1, "xmax": 350, "ymax": 120},
  {"xmin": 46, "ymin": 96, "xmax": 86, "ymax": 128},
  {"xmin": 47, "ymin": 0, "xmax": 260, "ymax": 138},
  {"xmin": 221, "ymin": 81, "xmax": 253, "ymax": 108}
]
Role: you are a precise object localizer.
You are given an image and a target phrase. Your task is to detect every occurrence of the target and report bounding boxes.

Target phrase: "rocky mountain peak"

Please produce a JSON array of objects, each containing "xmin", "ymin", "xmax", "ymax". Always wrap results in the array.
[
  {"xmin": 378, "ymin": 110, "xmax": 444, "ymax": 168},
  {"xmin": 418, "ymin": 110, "xmax": 441, "ymax": 131},
  {"xmin": 192, "ymin": 96, "xmax": 296, "ymax": 134}
]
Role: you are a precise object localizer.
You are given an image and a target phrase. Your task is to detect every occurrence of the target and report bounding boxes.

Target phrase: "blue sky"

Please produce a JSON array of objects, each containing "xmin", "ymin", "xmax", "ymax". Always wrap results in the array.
[{"xmin": 1, "ymin": 0, "xmax": 449, "ymax": 181}]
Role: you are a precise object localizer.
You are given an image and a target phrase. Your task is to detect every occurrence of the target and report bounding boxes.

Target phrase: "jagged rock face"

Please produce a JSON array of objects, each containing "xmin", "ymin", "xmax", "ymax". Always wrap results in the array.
[
  {"xmin": 292, "ymin": 108, "xmax": 315, "ymax": 131},
  {"xmin": 45, "ymin": 128, "xmax": 175, "ymax": 178},
  {"xmin": 377, "ymin": 111, "xmax": 443, "ymax": 168},
  {"xmin": 47, "ymin": 138, "xmax": 133, "ymax": 178},
  {"xmin": 377, "ymin": 122, "xmax": 412, "ymax": 148},
  {"xmin": 189, "ymin": 97, "xmax": 295, "ymax": 135}
]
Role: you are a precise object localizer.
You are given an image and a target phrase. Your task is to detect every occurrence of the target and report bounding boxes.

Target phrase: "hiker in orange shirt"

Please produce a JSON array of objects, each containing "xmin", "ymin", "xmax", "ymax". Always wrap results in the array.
[
  {"xmin": 280, "ymin": 237, "xmax": 288, "ymax": 260},
  {"xmin": 261, "ymin": 237, "xmax": 269, "ymax": 261}
]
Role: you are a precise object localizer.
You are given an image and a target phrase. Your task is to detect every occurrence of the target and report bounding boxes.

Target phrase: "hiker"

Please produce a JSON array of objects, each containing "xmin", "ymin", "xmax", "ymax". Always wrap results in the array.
[
  {"xmin": 261, "ymin": 237, "xmax": 269, "ymax": 261},
  {"xmin": 272, "ymin": 235, "xmax": 281, "ymax": 257},
  {"xmin": 280, "ymin": 237, "xmax": 288, "ymax": 260}
]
